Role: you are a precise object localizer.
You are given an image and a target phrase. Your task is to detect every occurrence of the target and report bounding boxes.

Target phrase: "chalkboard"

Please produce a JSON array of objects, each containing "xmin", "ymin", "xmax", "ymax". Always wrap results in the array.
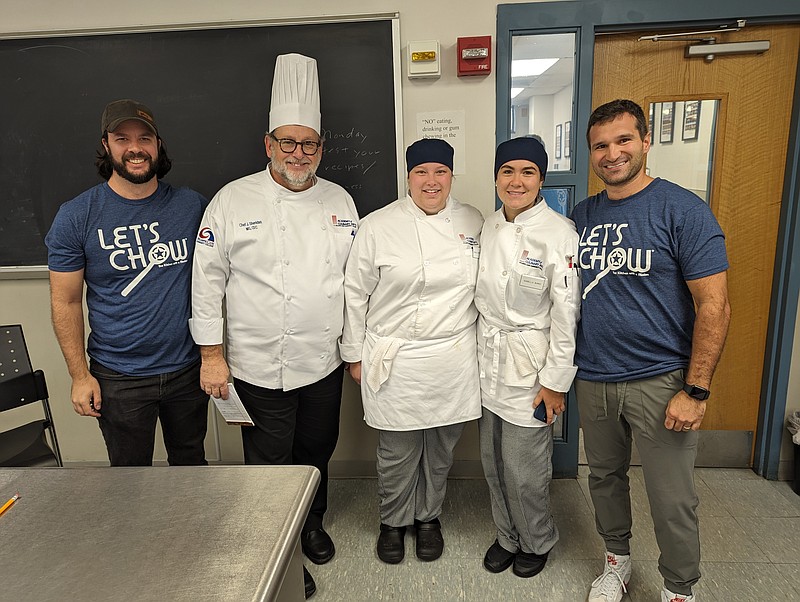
[{"xmin": 0, "ymin": 18, "xmax": 401, "ymax": 269}]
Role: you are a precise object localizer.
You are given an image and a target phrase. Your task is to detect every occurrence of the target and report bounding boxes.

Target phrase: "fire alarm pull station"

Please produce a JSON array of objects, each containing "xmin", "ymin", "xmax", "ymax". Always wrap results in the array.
[{"xmin": 457, "ymin": 36, "xmax": 491, "ymax": 77}]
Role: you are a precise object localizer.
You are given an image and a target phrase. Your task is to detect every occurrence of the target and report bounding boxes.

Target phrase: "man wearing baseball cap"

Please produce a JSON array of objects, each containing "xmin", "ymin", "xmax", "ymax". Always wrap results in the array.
[{"xmin": 46, "ymin": 99, "xmax": 210, "ymax": 467}]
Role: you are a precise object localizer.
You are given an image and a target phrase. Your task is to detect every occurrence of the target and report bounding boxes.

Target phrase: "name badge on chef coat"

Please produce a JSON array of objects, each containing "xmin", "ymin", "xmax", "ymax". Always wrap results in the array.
[{"xmin": 519, "ymin": 274, "xmax": 546, "ymax": 291}]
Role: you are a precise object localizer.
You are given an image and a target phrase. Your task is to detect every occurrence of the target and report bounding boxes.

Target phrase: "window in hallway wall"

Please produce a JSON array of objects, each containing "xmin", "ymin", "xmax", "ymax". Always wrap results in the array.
[{"xmin": 509, "ymin": 33, "xmax": 576, "ymax": 173}]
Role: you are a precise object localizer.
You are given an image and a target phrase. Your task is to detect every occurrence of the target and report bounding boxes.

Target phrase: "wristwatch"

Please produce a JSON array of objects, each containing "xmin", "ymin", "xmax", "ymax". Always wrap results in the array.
[{"xmin": 683, "ymin": 382, "xmax": 710, "ymax": 401}]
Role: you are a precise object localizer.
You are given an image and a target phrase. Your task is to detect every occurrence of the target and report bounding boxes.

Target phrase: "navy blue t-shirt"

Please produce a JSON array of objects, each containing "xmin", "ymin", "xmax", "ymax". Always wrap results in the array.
[
  {"xmin": 46, "ymin": 181, "xmax": 208, "ymax": 376},
  {"xmin": 570, "ymin": 178, "xmax": 728, "ymax": 382}
]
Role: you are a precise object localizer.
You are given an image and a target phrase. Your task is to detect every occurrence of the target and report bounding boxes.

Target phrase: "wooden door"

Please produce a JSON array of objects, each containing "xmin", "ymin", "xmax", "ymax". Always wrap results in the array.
[{"xmin": 591, "ymin": 25, "xmax": 800, "ymax": 449}]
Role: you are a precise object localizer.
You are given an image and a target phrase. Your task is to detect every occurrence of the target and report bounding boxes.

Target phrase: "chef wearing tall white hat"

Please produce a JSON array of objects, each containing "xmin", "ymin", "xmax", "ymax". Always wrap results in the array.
[{"xmin": 191, "ymin": 53, "xmax": 359, "ymax": 599}]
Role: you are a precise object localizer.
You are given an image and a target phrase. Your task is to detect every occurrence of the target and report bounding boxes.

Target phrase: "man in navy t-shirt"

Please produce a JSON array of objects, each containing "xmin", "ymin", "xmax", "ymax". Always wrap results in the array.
[
  {"xmin": 571, "ymin": 99, "xmax": 730, "ymax": 602},
  {"xmin": 46, "ymin": 99, "xmax": 209, "ymax": 466}
]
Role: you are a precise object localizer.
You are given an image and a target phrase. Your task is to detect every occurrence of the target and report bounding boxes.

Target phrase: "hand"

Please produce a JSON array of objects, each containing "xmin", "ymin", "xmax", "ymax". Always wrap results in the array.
[
  {"xmin": 347, "ymin": 361, "xmax": 362, "ymax": 385},
  {"xmin": 71, "ymin": 373, "xmax": 102, "ymax": 417},
  {"xmin": 533, "ymin": 386, "xmax": 566, "ymax": 425},
  {"xmin": 201, "ymin": 354, "xmax": 231, "ymax": 400},
  {"xmin": 664, "ymin": 390, "xmax": 706, "ymax": 432}
]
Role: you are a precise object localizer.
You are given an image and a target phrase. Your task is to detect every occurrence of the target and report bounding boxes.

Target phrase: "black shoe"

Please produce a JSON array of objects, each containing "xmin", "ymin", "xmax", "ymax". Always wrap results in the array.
[
  {"xmin": 377, "ymin": 523, "xmax": 406, "ymax": 564},
  {"xmin": 414, "ymin": 518, "xmax": 444, "ymax": 561},
  {"xmin": 301, "ymin": 528, "xmax": 335, "ymax": 564},
  {"xmin": 303, "ymin": 566, "xmax": 316, "ymax": 599},
  {"xmin": 512, "ymin": 549, "xmax": 549, "ymax": 578},
  {"xmin": 483, "ymin": 539, "xmax": 516, "ymax": 573}
]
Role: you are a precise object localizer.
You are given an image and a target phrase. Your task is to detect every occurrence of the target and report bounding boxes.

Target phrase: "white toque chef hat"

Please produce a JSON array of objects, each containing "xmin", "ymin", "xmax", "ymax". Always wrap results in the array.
[{"xmin": 269, "ymin": 53, "xmax": 321, "ymax": 135}]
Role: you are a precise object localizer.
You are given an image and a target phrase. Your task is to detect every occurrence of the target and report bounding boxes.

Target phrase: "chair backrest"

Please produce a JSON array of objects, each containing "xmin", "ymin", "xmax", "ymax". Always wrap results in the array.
[
  {"xmin": 0, "ymin": 325, "xmax": 39, "ymax": 411},
  {"xmin": 0, "ymin": 324, "xmax": 63, "ymax": 466}
]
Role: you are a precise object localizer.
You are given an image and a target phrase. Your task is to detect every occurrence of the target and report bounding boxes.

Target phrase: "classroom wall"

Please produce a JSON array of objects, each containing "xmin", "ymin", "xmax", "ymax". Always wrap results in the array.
[{"xmin": 2, "ymin": 0, "xmax": 798, "ymax": 479}]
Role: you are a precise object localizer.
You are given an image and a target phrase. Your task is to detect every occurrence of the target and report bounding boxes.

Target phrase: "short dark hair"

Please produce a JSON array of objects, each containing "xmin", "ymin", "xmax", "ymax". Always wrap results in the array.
[
  {"xmin": 586, "ymin": 99, "xmax": 648, "ymax": 148},
  {"xmin": 95, "ymin": 135, "xmax": 173, "ymax": 181}
]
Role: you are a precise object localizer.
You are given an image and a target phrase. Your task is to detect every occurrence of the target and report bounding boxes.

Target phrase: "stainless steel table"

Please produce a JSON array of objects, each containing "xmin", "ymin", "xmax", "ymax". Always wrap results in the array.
[{"xmin": 0, "ymin": 465, "xmax": 319, "ymax": 601}]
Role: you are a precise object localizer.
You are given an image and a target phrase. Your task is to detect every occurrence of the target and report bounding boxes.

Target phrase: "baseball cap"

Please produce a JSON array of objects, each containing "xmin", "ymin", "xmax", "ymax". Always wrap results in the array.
[{"xmin": 101, "ymin": 99, "xmax": 158, "ymax": 135}]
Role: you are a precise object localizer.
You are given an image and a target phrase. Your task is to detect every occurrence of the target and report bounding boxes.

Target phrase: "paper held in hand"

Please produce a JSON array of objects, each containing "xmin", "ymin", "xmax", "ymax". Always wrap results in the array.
[{"xmin": 211, "ymin": 383, "xmax": 254, "ymax": 426}]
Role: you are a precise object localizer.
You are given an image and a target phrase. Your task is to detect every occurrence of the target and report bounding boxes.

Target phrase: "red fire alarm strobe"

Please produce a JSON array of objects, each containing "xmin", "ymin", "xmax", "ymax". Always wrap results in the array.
[{"xmin": 457, "ymin": 36, "xmax": 492, "ymax": 77}]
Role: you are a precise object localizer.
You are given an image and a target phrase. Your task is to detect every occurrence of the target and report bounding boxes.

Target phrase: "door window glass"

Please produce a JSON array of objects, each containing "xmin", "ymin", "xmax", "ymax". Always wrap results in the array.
[
  {"xmin": 647, "ymin": 99, "xmax": 719, "ymax": 203},
  {"xmin": 510, "ymin": 33, "xmax": 576, "ymax": 173}
]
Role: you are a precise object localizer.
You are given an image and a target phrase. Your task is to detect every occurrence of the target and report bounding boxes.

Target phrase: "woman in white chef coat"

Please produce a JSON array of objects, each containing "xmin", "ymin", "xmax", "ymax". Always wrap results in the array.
[
  {"xmin": 340, "ymin": 138, "xmax": 483, "ymax": 565},
  {"xmin": 475, "ymin": 137, "xmax": 580, "ymax": 579}
]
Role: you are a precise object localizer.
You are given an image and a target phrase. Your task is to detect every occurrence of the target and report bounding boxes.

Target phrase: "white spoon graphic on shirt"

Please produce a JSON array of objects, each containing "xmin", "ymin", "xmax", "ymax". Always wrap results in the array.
[
  {"xmin": 582, "ymin": 247, "xmax": 627, "ymax": 299},
  {"xmin": 121, "ymin": 243, "xmax": 171, "ymax": 297}
]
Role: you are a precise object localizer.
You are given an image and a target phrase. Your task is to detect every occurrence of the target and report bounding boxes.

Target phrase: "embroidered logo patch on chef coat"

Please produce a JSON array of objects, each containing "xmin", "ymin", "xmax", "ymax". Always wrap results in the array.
[
  {"xmin": 518, "ymin": 250, "xmax": 543, "ymax": 270},
  {"xmin": 331, "ymin": 215, "xmax": 358, "ymax": 236},
  {"xmin": 196, "ymin": 227, "xmax": 215, "ymax": 248}
]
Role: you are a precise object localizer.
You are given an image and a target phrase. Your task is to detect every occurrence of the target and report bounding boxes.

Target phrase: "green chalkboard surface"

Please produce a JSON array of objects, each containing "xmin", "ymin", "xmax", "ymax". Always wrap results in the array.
[{"xmin": 0, "ymin": 18, "xmax": 399, "ymax": 268}]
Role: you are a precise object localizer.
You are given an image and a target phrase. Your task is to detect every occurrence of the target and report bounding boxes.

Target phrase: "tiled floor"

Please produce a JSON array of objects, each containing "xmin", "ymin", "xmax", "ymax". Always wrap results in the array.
[{"xmin": 308, "ymin": 468, "xmax": 800, "ymax": 601}]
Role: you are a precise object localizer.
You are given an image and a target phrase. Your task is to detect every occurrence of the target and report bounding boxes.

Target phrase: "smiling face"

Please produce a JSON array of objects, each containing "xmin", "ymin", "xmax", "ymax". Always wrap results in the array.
[
  {"xmin": 496, "ymin": 159, "xmax": 543, "ymax": 221},
  {"xmin": 266, "ymin": 124, "xmax": 323, "ymax": 192},
  {"xmin": 588, "ymin": 112, "xmax": 651, "ymax": 199},
  {"xmin": 102, "ymin": 120, "xmax": 160, "ymax": 185},
  {"xmin": 407, "ymin": 162, "xmax": 453, "ymax": 215}
]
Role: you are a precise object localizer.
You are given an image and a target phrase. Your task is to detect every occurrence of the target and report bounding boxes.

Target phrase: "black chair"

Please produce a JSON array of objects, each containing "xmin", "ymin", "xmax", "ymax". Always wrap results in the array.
[{"xmin": 0, "ymin": 324, "xmax": 63, "ymax": 467}]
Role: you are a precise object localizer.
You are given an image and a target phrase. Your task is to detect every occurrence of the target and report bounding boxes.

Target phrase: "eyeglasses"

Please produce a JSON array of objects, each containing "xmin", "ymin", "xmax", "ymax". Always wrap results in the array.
[{"xmin": 272, "ymin": 137, "xmax": 322, "ymax": 155}]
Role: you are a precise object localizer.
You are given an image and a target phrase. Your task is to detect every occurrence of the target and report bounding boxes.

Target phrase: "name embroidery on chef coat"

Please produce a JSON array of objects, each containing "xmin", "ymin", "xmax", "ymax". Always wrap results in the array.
[{"xmin": 518, "ymin": 250, "xmax": 543, "ymax": 270}]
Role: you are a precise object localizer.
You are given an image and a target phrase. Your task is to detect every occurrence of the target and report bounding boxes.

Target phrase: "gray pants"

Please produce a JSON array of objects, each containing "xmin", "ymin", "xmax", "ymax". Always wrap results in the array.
[
  {"xmin": 575, "ymin": 369, "xmax": 700, "ymax": 595},
  {"xmin": 479, "ymin": 407, "xmax": 558, "ymax": 555},
  {"xmin": 377, "ymin": 423, "xmax": 465, "ymax": 526}
]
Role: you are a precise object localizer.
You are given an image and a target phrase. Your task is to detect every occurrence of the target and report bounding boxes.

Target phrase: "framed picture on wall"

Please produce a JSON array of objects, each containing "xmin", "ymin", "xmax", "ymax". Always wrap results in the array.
[
  {"xmin": 555, "ymin": 123, "xmax": 562, "ymax": 159},
  {"xmin": 649, "ymin": 103, "xmax": 656, "ymax": 143},
  {"xmin": 564, "ymin": 120, "xmax": 571, "ymax": 157},
  {"xmin": 682, "ymin": 100, "xmax": 701, "ymax": 141},
  {"xmin": 660, "ymin": 102, "xmax": 675, "ymax": 144}
]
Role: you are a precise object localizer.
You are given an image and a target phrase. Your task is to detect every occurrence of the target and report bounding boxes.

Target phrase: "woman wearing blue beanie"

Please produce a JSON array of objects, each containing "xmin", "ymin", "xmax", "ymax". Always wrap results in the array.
[
  {"xmin": 475, "ymin": 136, "xmax": 581, "ymax": 578},
  {"xmin": 340, "ymin": 138, "xmax": 484, "ymax": 565}
]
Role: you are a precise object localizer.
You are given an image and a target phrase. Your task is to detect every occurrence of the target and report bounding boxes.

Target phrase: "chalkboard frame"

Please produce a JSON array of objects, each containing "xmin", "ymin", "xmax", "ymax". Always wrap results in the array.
[{"xmin": 0, "ymin": 14, "xmax": 404, "ymax": 278}]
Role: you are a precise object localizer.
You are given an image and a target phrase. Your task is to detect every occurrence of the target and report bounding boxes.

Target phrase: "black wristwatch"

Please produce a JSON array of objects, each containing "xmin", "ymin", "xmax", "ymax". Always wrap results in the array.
[{"xmin": 683, "ymin": 382, "xmax": 710, "ymax": 401}]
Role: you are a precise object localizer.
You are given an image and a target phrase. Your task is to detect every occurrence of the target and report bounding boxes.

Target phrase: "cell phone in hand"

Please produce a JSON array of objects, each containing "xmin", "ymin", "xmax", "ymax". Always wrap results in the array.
[{"xmin": 533, "ymin": 401, "xmax": 548, "ymax": 423}]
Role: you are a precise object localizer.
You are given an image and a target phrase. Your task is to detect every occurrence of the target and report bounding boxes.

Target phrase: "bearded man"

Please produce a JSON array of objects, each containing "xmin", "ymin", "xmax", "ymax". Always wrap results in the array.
[
  {"xmin": 46, "ymin": 99, "xmax": 210, "ymax": 467},
  {"xmin": 190, "ymin": 54, "xmax": 358, "ymax": 599}
]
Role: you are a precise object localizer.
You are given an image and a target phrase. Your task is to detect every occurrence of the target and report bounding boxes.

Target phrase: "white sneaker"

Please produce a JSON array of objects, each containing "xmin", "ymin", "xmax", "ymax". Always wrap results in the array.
[
  {"xmin": 588, "ymin": 552, "xmax": 632, "ymax": 602},
  {"xmin": 661, "ymin": 587, "xmax": 695, "ymax": 602}
]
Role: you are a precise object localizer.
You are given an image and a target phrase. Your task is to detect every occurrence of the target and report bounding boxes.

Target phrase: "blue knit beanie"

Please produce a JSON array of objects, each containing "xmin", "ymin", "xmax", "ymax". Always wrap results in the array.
[
  {"xmin": 406, "ymin": 138, "xmax": 454, "ymax": 172},
  {"xmin": 494, "ymin": 137, "xmax": 548, "ymax": 180}
]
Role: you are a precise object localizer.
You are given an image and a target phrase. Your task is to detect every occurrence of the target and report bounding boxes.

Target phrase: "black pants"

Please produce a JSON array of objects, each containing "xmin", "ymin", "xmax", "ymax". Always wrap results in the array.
[
  {"xmin": 235, "ymin": 363, "xmax": 344, "ymax": 532},
  {"xmin": 91, "ymin": 360, "xmax": 209, "ymax": 466}
]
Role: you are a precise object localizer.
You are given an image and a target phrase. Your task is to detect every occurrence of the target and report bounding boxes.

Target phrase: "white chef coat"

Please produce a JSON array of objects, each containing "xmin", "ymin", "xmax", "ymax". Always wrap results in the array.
[
  {"xmin": 190, "ymin": 166, "xmax": 359, "ymax": 391},
  {"xmin": 474, "ymin": 201, "xmax": 581, "ymax": 427},
  {"xmin": 340, "ymin": 195, "xmax": 484, "ymax": 431}
]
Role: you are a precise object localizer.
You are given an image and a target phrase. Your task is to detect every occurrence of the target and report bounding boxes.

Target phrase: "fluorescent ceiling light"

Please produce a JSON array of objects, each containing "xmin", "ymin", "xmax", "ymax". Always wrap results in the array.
[
  {"xmin": 511, "ymin": 87, "xmax": 524, "ymax": 99},
  {"xmin": 511, "ymin": 58, "xmax": 558, "ymax": 77}
]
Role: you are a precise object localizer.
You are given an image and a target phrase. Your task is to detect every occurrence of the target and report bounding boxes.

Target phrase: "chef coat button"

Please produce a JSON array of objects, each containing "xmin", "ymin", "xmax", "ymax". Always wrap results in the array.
[
  {"xmin": 320, "ymin": 354, "xmax": 326, "ymax": 359},
  {"xmin": 284, "ymin": 260, "xmax": 290, "ymax": 265},
  {"xmin": 502, "ymin": 270, "xmax": 508, "ymax": 276},
  {"xmin": 449, "ymin": 304, "xmax": 455, "ymax": 310},
  {"xmin": 495, "ymin": 224, "xmax": 499, "ymax": 229},
  {"xmin": 325, "ymin": 258, "xmax": 331, "ymax": 264},
  {"xmin": 482, "ymin": 304, "xmax": 488, "ymax": 311},
  {"xmin": 453, "ymin": 259, "xmax": 459, "ymax": 265},
  {"xmin": 324, "ymin": 327, "xmax": 330, "ymax": 332},
  {"xmin": 280, "ymin": 225, "xmax": 286, "ymax": 231},
  {"xmin": 287, "ymin": 329, "xmax": 294, "ymax": 335},
  {"xmin": 516, "ymin": 227, "xmax": 521, "ymax": 233},
  {"xmin": 445, "ymin": 217, "xmax": 451, "ymax": 223},
  {"xmin": 286, "ymin": 295, "xmax": 292, "ymax": 301},
  {"xmin": 283, "ymin": 361, "xmax": 289, "ymax": 366},
  {"xmin": 326, "ymin": 293, "xmax": 332, "ymax": 298},
  {"xmin": 276, "ymin": 199, "xmax": 281, "ymax": 204},
  {"xmin": 424, "ymin": 260, "xmax": 430, "ymax": 266},
  {"xmin": 322, "ymin": 226, "xmax": 327, "ymax": 230},
  {"xmin": 317, "ymin": 200, "xmax": 323, "ymax": 204},
  {"xmin": 480, "ymin": 266, "xmax": 485, "ymax": 272}
]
